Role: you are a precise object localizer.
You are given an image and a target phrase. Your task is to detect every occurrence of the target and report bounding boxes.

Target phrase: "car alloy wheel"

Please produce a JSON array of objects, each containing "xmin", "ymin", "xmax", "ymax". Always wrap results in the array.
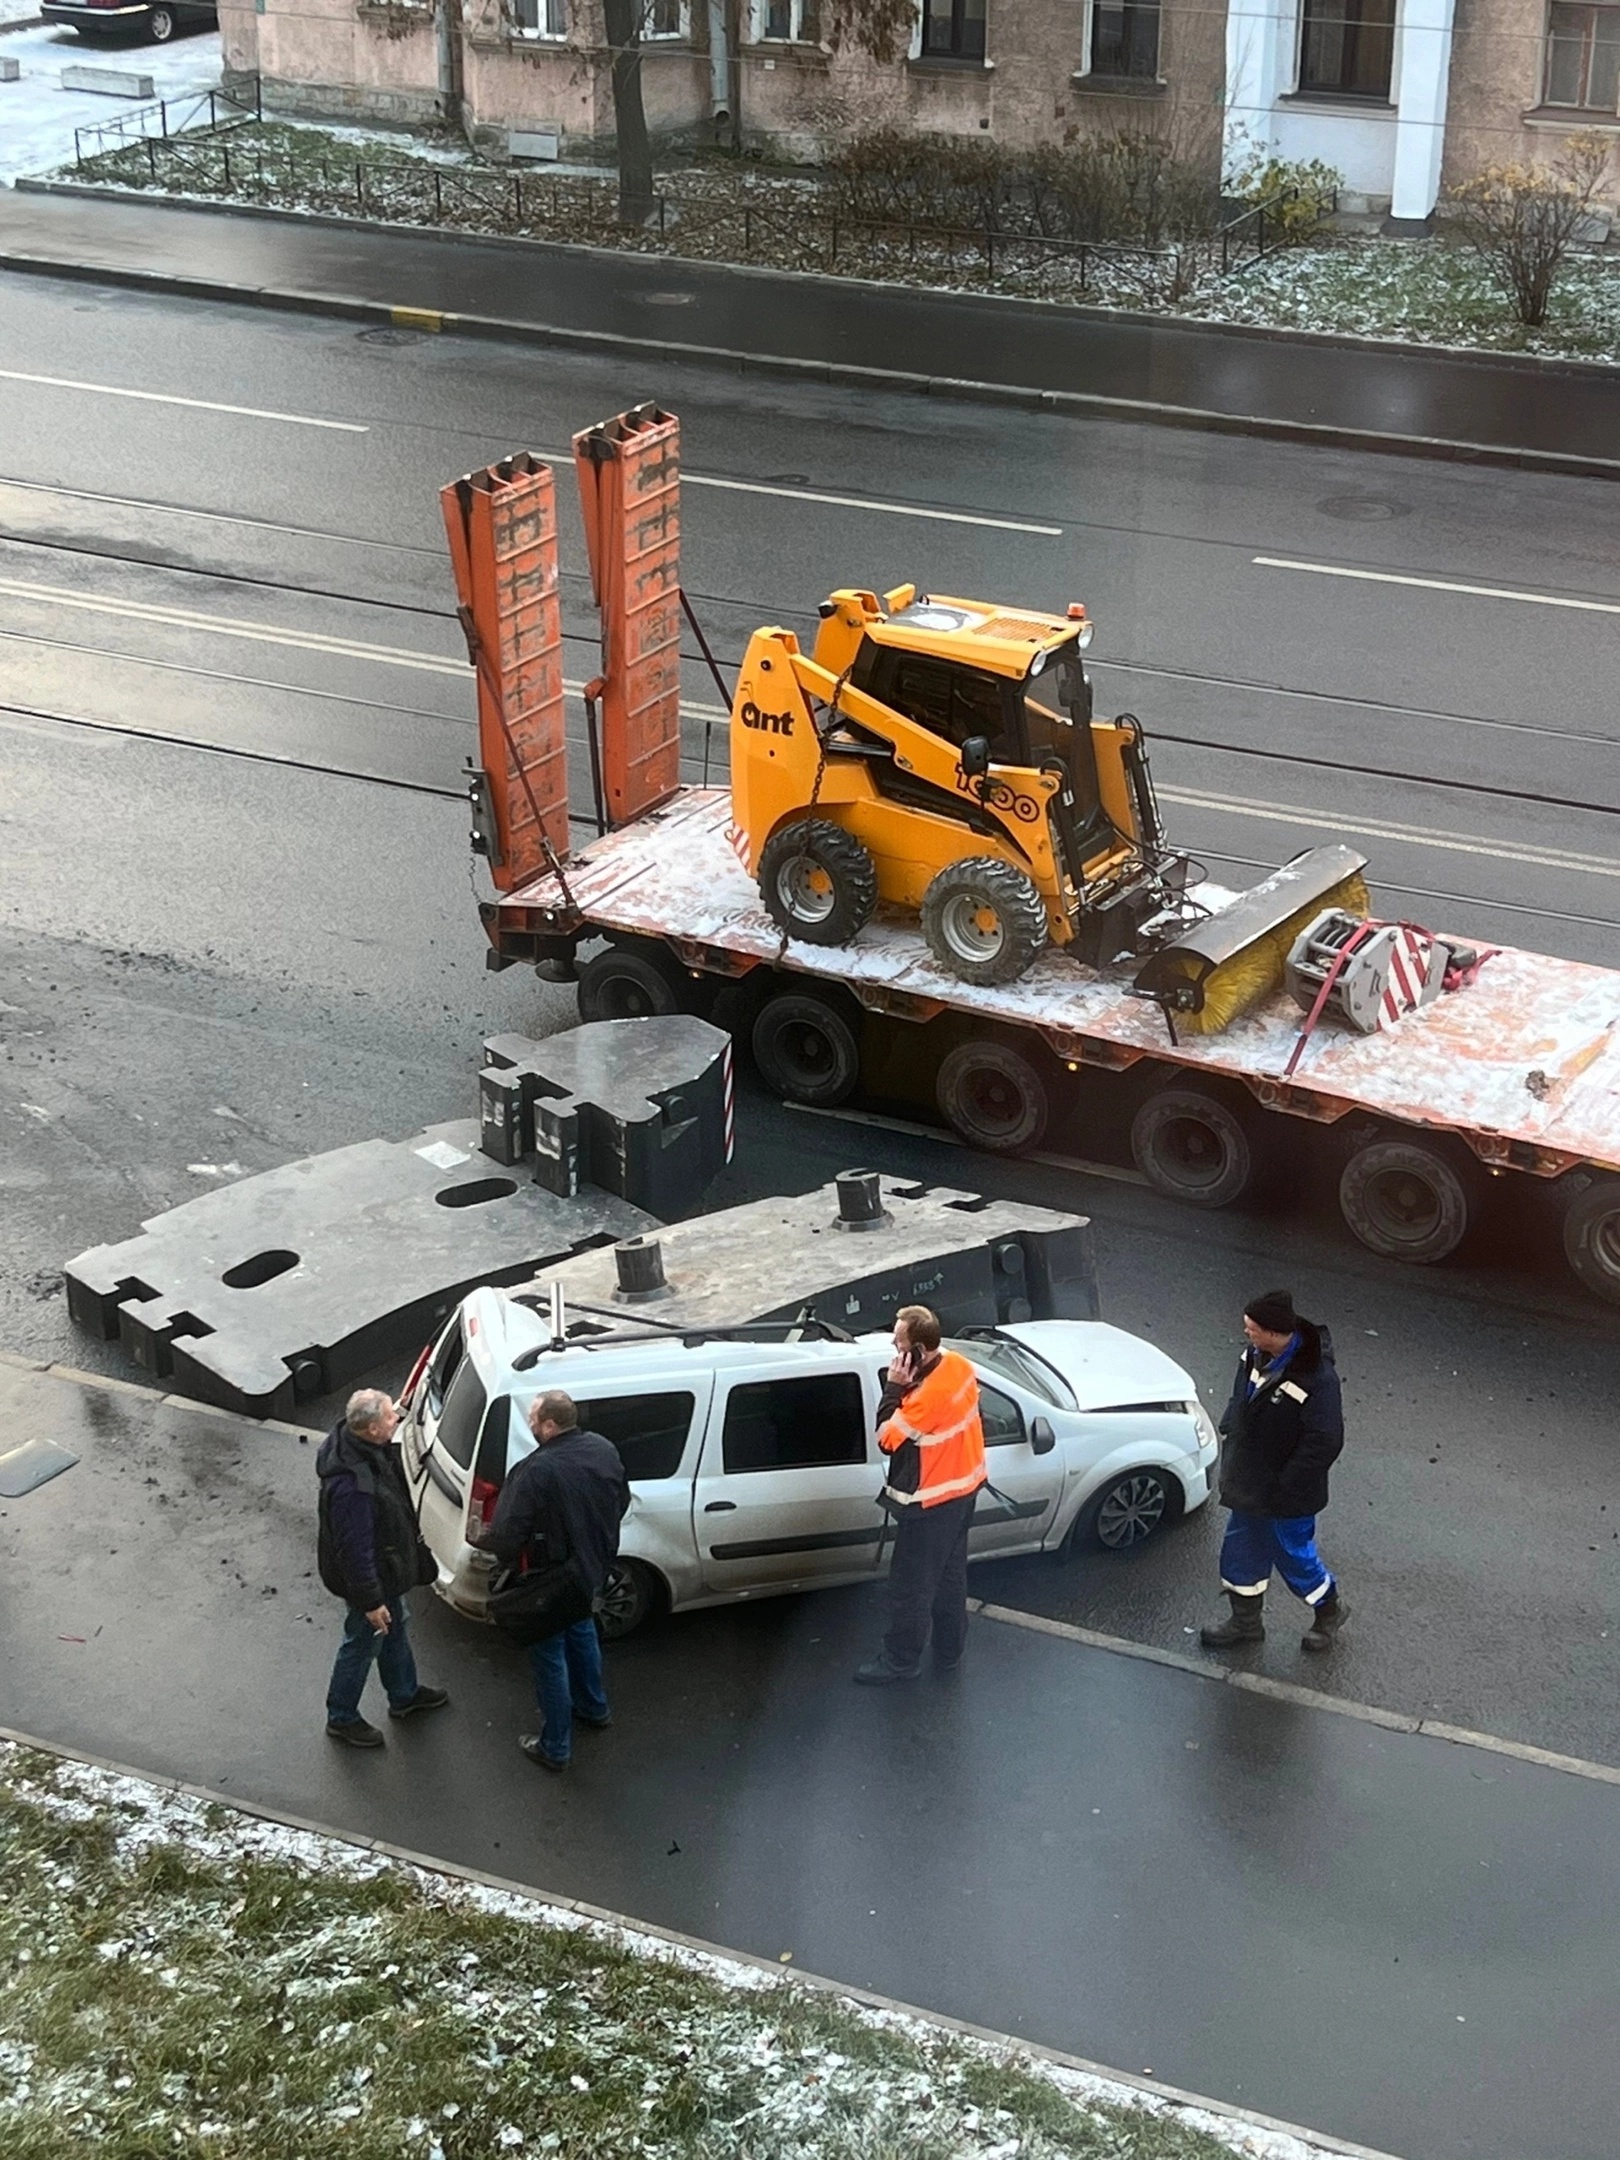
[{"xmin": 1092, "ymin": 1470, "xmax": 1170, "ymax": 1550}]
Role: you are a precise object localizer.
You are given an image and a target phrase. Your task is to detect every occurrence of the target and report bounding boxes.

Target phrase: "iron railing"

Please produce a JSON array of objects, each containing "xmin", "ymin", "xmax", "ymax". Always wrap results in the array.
[{"xmin": 73, "ymin": 75, "xmax": 261, "ymax": 172}]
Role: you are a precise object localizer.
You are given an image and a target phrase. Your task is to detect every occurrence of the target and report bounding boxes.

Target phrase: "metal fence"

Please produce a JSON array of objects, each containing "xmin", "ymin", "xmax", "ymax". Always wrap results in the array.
[{"xmin": 73, "ymin": 76, "xmax": 261, "ymax": 171}]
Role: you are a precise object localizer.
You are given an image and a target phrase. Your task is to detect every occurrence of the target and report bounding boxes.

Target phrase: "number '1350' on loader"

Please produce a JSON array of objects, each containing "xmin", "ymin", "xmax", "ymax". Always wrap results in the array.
[{"xmin": 728, "ymin": 584, "xmax": 1368, "ymax": 1035}]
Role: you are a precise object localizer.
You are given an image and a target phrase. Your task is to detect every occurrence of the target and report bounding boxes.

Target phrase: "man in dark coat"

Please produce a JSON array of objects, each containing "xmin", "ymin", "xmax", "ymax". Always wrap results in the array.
[
  {"xmin": 318, "ymin": 1388, "xmax": 449, "ymax": 1747},
  {"xmin": 482, "ymin": 1388, "xmax": 630, "ymax": 1771},
  {"xmin": 1200, "ymin": 1290, "xmax": 1349, "ymax": 1654}
]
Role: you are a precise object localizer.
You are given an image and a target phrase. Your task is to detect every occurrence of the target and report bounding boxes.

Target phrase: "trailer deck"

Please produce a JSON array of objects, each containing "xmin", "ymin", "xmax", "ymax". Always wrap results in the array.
[{"xmin": 489, "ymin": 788, "xmax": 1620, "ymax": 1179}]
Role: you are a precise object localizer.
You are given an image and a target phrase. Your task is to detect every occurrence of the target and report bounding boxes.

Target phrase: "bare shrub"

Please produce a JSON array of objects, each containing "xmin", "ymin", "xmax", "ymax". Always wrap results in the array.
[{"xmin": 1447, "ymin": 131, "xmax": 1611, "ymax": 327}]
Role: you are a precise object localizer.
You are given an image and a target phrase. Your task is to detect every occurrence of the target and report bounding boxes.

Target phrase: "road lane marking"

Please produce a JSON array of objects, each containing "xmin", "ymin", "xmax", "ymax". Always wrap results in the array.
[
  {"xmin": 1254, "ymin": 555, "xmax": 1620, "ymax": 616},
  {"xmin": 1160, "ymin": 784, "xmax": 1620, "ymax": 879},
  {"xmin": 0, "ymin": 369, "xmax": 368, "ymax": 433}
]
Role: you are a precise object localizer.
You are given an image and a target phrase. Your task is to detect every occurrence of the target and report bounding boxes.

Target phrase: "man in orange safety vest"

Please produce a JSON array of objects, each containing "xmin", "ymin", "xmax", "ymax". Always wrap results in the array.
[{"xmin": 854, "ymin": 1303, "xmax": 987, "ymax": 1685}]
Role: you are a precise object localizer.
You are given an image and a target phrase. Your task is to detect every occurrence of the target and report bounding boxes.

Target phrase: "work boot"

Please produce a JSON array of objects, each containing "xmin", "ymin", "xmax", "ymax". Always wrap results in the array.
[
  {"xmin": 326, "ymin": 1718, "xmax": 385, "ymax": 1748},
  {"xmin": 1199, "ymin": 1593, "xmax": 1266, "ymax": 1648},
  {"xmin": 389, "ymin": 1686, "xmax": 451, "ymax": 1720},
  {"xmin": 1301, "ymin": 1594, "xmax": 1349, "ymax": 1653},
  {"xmin": 853, "ymin": 1656, "xmax": 922, "ymax": 1686}
]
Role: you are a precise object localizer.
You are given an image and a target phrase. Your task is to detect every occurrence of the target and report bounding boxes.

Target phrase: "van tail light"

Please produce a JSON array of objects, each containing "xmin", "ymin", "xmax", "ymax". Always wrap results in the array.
[
  {"xmin": 470, "ymin": 1475, "xmax": 501, "ymax": 1533},
  {"xmin": 399, "ymin": 1341, "xmax": 432, "ymax": 1412}
]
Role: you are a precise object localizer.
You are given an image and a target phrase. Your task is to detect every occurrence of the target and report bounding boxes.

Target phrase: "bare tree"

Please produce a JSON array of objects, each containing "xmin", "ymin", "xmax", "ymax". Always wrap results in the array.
[
  {"xmin": 602, "ymin": 0, "xmax": 656, "ymax": 226},
  {"xmin": 1447, "ymin": 132, "xmax": 1610, "ymax": 328}
]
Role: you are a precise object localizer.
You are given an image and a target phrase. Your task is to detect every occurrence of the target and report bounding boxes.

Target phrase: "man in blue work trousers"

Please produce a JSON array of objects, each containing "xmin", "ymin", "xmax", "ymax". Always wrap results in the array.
[{"xmin": 1200, "ymin": 1289, "xmax": 1348, "ymax": 1655}]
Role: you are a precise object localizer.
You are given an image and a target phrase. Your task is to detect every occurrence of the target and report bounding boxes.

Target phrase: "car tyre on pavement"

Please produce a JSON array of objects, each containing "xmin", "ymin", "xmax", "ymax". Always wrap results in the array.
[
  {"xmin": 148, "ymin": 4, "xmax": 177, "ymax": 36},
  {"xmin": 596, "ymin": 1558, "xmax": 664, "ymax": 1640},
  {"xmin": 1072, "ymin": 1467, "xmax": 1181, "ymax": 1553}
]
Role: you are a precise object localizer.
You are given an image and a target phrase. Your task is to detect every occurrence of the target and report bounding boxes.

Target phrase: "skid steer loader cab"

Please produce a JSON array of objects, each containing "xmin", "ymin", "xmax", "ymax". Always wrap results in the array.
[{"xmin": 730, "ymin": 585, "xmax": 1165, "ymax": 989}]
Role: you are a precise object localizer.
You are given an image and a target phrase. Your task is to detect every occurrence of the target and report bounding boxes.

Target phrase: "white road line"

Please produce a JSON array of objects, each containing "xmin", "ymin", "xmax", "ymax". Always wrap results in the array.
[
  {"xmin": 0, "ymin": 369, "xmax": 369, "ymax": 433},
  {"xmin": 1254, "ymin": 555, "xmax": 1620, "ymax": 616},
  {"xmin": 1160, "ymin": 784, "xmax": 1620, "ymax": 880},
  {"xmin": 0, "ymin": 578, "xmax": 462, "ymax": 673}
]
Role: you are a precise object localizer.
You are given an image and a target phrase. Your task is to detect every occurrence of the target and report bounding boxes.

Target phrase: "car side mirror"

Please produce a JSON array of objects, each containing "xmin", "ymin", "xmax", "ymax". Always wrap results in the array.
[
  {"xmin": 959, "ymin": 735, "xmax": 991, "ymax": 780},
  {"xmin": 1030, "ymin": 1415, "xmax": 1056, "ymax": 1456}
]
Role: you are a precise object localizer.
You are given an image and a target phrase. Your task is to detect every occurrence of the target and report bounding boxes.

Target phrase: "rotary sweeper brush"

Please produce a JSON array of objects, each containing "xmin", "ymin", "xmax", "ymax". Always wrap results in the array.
[{"xmin": 727, "ymin": 584, "xmax": 1368, "ymax": 1034}]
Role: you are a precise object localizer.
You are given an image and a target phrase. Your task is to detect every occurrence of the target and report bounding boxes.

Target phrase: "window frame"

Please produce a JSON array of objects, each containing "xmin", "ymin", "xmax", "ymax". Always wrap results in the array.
[
  {"xmin": 1295, "ymin": 0, "xmax": 1396, "ymax": 100},
  {"xmin": 509, "ymin": 0, "xmax": 569, "ymax": 42},
  {"xmin": 1542, "ymin": 0, "xmax": 1620, "ymax": 110},
  {"xmin": 643, "ymin": 0, "xmax": 689, "ymax": 40},
  {"xmin": 917, "ymin": 0, "xmax": 987, "ymax": 63},
  {"xmin": 719, "ymin": 1371, "xmax": 869, "ymax": 1476},
  {"xmin": 1087, "ymin": 0, "xmax": 1161, "ymax": 80},
  {"xmin": 749, "ymin": 0, "xmax": 820, "ymax": 43}
]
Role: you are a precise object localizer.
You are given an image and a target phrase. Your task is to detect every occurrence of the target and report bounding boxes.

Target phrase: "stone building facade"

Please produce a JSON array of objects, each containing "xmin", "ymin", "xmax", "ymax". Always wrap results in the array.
[{"xmin": 218, "ymin": 0, "xmax": 1229, "ymax": 169}]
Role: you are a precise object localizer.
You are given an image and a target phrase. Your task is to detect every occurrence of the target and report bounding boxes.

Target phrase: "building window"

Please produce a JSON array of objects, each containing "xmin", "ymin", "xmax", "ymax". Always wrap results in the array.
[
  {"xmin": 754, "ymin": 0, "xmax": 819, "ymax": 39},
  {"xmin": 920, "ymin": 0, "xmax": 986, "ymax": 61},
  {"xmin": 645, "ymin": 0, "xmax": 685, "ymax": 34},
  {"xmin": 1090, "ymin": 0, "xmax": 1160, "ymax": 77},
  {"xmin": 510, "ymin": 0, "xmax": 567, "ymax": 36},
  {"xmin": 1544, "ymin": 3, "xmax": 1620, "ymax": 108},
  {"xmin": 1298, "ymin": 0, "xmax": 1395, "ymax": 97}
]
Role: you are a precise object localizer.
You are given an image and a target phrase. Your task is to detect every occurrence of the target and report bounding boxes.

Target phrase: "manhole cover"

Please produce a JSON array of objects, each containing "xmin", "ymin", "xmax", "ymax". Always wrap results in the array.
[
  {"xmin": 358, "ymin": 326, "xmax": 422, "ymax": 346},
  {"xmin": 763, "ymin": 472, "xmax": 811, "ymax": 486},
  {"xmin": 641, "ymin": 290, "xmax": 697, "ymax": 305},
  {"xmin": 1315, "ymin": 494, "xmax": 1412, "ymax": 521}
]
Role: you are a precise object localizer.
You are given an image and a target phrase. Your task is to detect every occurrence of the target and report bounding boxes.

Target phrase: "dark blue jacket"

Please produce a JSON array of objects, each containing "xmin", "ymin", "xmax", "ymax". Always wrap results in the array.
[
  {"xmin": 485, "ymin": 1428, "xmax": 629, "ymax": 1598},
  {"xmin": 316, "ymin": 1424, "xmax": 433, "ymax": 1608},
  {"xmin": 1217, "ymin": 1321, "xmax": 1344, "ymax": 1517}
]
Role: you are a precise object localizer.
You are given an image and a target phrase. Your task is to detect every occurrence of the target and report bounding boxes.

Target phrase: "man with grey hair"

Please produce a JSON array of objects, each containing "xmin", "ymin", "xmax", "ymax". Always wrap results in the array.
[
  {"xmin": 482, "ymin": 1388, "xmax": 630, "ymax": 1771},
  {"xmin": 317, "ymin": 1387, "xmax": 449, "ymax": 1747}
]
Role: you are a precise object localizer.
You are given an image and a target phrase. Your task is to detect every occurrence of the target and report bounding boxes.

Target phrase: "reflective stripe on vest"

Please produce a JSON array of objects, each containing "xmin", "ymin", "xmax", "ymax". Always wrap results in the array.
[{"xmin": 880, "ymin": 1349, "xmax": 987, "ymax": 1510}]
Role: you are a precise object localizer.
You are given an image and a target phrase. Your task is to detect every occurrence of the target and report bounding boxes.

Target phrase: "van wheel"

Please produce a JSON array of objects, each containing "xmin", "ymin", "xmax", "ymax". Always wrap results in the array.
[
  {"xmin": 936, "ymin": 1039, "xmax": 1049, "ymax": 1156},
  {"xmin": 921, "ymin": 857, "xmax": 1048, "ymax": 986},
  {"xmin": 1339, "ymin": 1137, "xmax": 1478, "ymax": 1263},
  {"xmin": 1071, "ymin": 1467, "xmax": 1181, "ymax": 1553},
  {"xmin": 1561, "ymin": 1176, "xmax": 1620, "ymax": 1306},
  {"xmin": 758, "ymin": 820, "xmax": 878, "ymax": 947},
  {"xmin": 596, "ymin": 1559, "xmax": 664, "ymax": 1640},
  {"xmin": 576, "ymin": 941, "xmax": 688, "ymax": 1022},
  {"xmin": 752, "ymin": 989, "xmax": 861, "ymax": 1107},
  {"xmin": 1131, "ymin": 1085, "xmax": 1257, "ymax": 1209}
]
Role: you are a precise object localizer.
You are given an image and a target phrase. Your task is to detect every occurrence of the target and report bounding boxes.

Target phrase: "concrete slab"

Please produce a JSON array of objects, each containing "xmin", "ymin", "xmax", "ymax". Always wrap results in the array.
[{"xmin": 59, "ymin": 64, "xmax": 154, "ymax": 96}]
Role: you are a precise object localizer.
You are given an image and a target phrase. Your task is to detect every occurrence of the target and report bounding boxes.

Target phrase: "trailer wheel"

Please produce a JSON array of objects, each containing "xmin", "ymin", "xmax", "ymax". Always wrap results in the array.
[
  {"xmin": 758, "ymin": 820, "xmax": 878, "ymax": 948},
  {"xmin": 577, "ymin": 941, "xmax": 687, "ymax": 1022},
  {"xmin": 921, "ymin": 858, "xmax": 1048, "ymax": 987},
  {"xmin": 1131, "ymin": 1086, "xmax": 1257, "ymax": 1209},
  {"xmin": 1338, "ymin": 1137, "xmax": 1478, "ymax": 1263},
  {"xmin": 1561, "ymin": 1176, "xmax": 1620, "ymax": 1307},
  {"xmin": 936, "ymin": 1039, "xmax": 1050, "ymax": 1156},
  {"xmin": 752, "ymin": 990, "xmax": 861, "ymax": 1108}
]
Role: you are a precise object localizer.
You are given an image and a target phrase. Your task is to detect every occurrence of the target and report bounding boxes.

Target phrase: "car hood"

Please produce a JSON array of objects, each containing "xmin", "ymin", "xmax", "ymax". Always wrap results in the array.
[{"xmin": 997, "ymin": 1322, "xmax": 1197, "ymax": 1411}]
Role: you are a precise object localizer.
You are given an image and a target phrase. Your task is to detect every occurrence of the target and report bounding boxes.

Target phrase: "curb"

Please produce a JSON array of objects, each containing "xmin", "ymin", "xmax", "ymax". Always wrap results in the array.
[
  {"xmin": 0, "ymin": 1717, "xmax": 1408, "ymax": 2160},
  {"xmin": 18, "ymin": 173, "xmax": 1620, "ymax": 386},
  {"xmin": 8, "ymin": 1346, "xmax": 1620, "ymax": 1788},
  {"xmin": 1, "ymin": 228, "xmax": 1616, "ymax": 483}
]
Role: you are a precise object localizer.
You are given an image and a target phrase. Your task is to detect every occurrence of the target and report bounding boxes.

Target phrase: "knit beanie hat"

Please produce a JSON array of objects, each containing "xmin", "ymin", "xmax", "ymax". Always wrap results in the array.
[{"xmin": 1244, "ymin": 1289, "xmax": 1298, "ymax": 1335}]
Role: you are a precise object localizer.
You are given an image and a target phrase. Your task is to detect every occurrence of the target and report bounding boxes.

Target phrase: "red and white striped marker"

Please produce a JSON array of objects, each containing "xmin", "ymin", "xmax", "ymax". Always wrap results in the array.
[
  {"xmin": 725, "ymin": 820, "xmax": 752, "ymax": 873},
  {"xmin": 1378, "ymin": 927, "xmax": 1433, "ymax": 1030},
  {"xmin": 721, "ymin": 1037, "xmax": 735, "ymax": 1163}
]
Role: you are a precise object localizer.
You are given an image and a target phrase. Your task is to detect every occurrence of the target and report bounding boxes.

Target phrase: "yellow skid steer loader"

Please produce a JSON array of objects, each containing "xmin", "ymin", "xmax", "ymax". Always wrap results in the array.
[{"xmin": 728, "ymin": 584, "xmax": 1367, "ymax": 1035}]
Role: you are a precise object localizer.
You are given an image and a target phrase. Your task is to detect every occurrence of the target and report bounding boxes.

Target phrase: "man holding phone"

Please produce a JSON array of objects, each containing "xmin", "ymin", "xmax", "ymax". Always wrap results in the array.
[{"xmin": 855, "ymin": 1304, "xmax": 987, "ymax": 1686}]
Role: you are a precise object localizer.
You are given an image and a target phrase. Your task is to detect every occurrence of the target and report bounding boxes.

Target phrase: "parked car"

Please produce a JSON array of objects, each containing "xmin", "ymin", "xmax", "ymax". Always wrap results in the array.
[
  {"xmin": 400, "ymin": 1285, "xmax": 1219, "ymax": 1637},
  {"xmin": 42, "ymin": 0, "xmax": 217, "ymax": 44}
]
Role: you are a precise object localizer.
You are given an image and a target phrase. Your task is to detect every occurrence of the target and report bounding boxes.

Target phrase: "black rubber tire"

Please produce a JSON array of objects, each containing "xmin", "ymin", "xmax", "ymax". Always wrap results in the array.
[
  {"xmin": 147, "ymin": 4, "xmax": 177, "ymax": 37},
  {"xmin": 596, "ymin": 1558, "xmax": 664, "ymax": 1641},
  {"xmin": 1560, "ymin": 1176, "xmax": 1620, "ymax": 1306},
  {"xmin": 757, "ymin": 820, "xmax": 878, "ymax": 948},
  {"xmin": 920, "ymin": 856, "xmax": 1049, "ymax": 987},
  {"xmin": 1131, "ymin": 1086, "xmax": 1257, "ymax": 1210},
  {"xmin": 1071, "ymin": 1466, "xmax": 1182, "ymax": 1554},
  {"xmin": 576, "ymin": 941, "xmax": 687, "ymax": 1023},
  {"xmin": 751, "ymin": 990, "xmax": 861, "ymax": 1107},
  {"xmin": 936, "ymin": 1038, "xmax": 1050, "ymax": 1156},
  {"xmin": 1338, "ymin": 1136, "xmax": 1478, "ymax": 1263}
]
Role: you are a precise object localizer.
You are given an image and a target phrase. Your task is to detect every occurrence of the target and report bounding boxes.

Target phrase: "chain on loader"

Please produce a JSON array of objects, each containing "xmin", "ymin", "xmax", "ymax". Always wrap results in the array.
[{"xmin": 728, "ymin": 585, "xmax": 1368, "ymax": 1034}]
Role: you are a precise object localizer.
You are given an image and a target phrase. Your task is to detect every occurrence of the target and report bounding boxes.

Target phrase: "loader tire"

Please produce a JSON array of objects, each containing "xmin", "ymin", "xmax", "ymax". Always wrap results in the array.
[
  {"xmin": 758, "ymin": 820, "xmax": 878, "ymax": 948},
  {"xmin": 921, "ymin": 858, "xmax": 1048, "ymax": 987},
  {"xmin": 752, "ymin": 989, "xmax": 861, "ymax": 1108},
  {"xmin": 1338, "ymin": 1136, "xmax": 1479, "ymax": 1264},
  {"xmin": 936, "ymin": 1039, "xmax": 1050, "ymax": 1157},
  {"xmin": 1562, "ymin": 1176, "xmax": 1620, "ymax": 1307},
  {"xmin": 1131, "ymin": 1085, "xmax": 1257, "ymax": 1210}
]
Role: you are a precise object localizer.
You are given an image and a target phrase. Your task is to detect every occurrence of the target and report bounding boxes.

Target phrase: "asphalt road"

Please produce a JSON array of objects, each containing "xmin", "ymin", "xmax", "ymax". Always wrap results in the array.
[{"xmin": 5, "ymin": 1358, "xmax": 1620, "ymax": 2160}]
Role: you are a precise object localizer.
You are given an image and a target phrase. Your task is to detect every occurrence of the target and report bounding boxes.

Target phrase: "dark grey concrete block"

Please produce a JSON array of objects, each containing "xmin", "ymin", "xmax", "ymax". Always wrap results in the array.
[
  {"xmin": 479, "ymin": 1015, "xmax": 731, "ymax": 1220},
  {"xmin": 64, "ymin": 1120, "xmax": 654, "ymax": 1422}
]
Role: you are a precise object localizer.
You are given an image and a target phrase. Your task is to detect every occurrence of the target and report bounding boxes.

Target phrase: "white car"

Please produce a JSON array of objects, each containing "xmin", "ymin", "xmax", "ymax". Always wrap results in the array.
[{"xmin": 400, "ymin": 1284, "xmax": 1218, "ymax": 1636}]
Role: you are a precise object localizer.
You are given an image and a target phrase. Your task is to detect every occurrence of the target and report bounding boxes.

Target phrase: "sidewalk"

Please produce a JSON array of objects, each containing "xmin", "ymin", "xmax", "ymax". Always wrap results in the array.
[
  {"xmin": 2, "ymin": 1351, "xmax": 1618, "ymax": 2160},
  {"xmin": 2, "ymin": 184, "xmax": 1617, "ymax": 475}
]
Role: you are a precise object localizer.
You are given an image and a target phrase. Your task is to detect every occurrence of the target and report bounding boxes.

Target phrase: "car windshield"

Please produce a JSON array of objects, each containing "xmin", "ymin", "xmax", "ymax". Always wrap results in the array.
[{"xmin": 950, "ymin": 1334, "xmax": 1076, "ymax": 1410}]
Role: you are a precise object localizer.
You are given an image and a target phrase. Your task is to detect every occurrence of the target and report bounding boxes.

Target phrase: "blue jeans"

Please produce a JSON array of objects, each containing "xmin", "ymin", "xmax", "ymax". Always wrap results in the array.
[
  {"xmin": 528, "ymin": 1617, "xmax": 609, "ymax": 1765},
  {"xmin": 326, "ymin": 1597, "xmax": 419, "ymax": 1724},
  {"xmin": 1220, "ymin": 1512, "xmax": 1335, "ymax": 1606}
]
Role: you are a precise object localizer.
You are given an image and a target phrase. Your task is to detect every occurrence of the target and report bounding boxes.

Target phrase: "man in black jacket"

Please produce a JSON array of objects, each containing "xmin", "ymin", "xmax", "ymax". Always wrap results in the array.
[
  {"xmin": 318, "ymin": 1389, "xmax": 450, "ymax": 1747},
  {"xmin": 1199, "ymin": 1290, "xmax": 1349, "ymax": 1655},
  {"xmin": 483, "ymin": 1388, "xmax": 630, "ymax": 1771}
]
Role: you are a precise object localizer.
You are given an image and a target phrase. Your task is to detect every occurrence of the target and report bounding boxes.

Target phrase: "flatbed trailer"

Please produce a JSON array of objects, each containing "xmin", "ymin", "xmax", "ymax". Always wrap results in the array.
[{"xmin": 481, "ymin": 785, "xmax": 1620, "ymax": 1308}]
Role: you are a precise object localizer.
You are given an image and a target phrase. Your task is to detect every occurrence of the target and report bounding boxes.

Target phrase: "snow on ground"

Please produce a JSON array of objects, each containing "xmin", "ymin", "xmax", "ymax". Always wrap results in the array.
[{"xmin": 0, "ymin": 20, "xmax": 220, "ymax": 185}]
